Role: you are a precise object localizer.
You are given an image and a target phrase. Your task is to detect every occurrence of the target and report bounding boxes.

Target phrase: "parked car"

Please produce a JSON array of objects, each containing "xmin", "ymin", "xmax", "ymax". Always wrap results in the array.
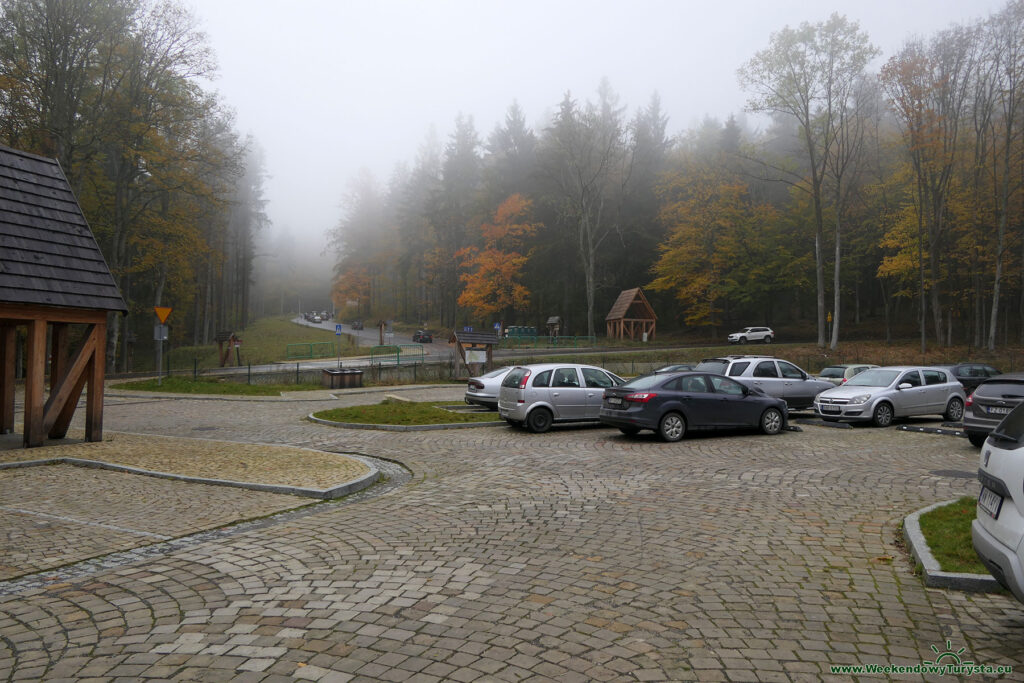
[
  {"xmin": 351, "ymin": 320, "xmax": 364, "ymax": 330},
  {"xmin": 694, "ymin": 355, "xmax": 832, "ymax": 410},
  {"xmin": 412, "ymin": 330, "xmax": 433, "ymax": 343},
  {"xmin": 817, "ymin": 363, "xmax": 879, "ymax": 386},
  {"xmin": 813, "ymin": 366, "xmax": 966, "ymax": 427},
  {"xmin": 464, "ymin": 366, "xmax": 513, "ymax": 410},
  {"xmin": 312, "ymin": 315, "xmax": 322, "ymax": 323},
  {"xmin": 963, "ymin": 372, "xmax": 1024, "ymax": 447},
  {"xmin": 653, "ymin": 363, "xmax": 697, "ymax": 374},
  {"xmin": 599, "ymin": 371, "xmax": 787, "ymax": 442},
  {"xmin": 498, "ymin": 363, "xmax": 625, "ymax": 433},
  {"xmin": 972, "ymin": 403, "xmax": 1024, "ymax": 604},
  {"xmin": 727, "ymin": 326, "xmax": 774, "ymax": 344},
  {"xmin": 933, "ymin": 362, "xmax": 1002, "ymax": 393}
]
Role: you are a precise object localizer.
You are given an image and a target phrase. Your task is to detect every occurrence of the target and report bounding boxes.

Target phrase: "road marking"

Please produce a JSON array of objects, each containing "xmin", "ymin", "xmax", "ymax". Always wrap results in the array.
[{"xmin": 0, "ymin": 506, "xmax": 172, "ymax": 540}]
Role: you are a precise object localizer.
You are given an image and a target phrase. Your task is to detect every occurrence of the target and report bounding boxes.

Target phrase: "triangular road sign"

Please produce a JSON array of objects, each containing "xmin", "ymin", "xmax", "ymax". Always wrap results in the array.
[{"xmin": 154, "ymin": 306, "xmax": 173, "ymax": 324}]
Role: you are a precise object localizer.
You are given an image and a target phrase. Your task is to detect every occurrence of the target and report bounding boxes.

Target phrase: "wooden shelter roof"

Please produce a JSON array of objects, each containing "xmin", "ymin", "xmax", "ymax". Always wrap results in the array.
[
  {"xmin": 448, "ymin": 330, "xmax": 500, "ymax": 345},
  {"xmin": 605, "ymin": 287, "xmax": 657, "ymax": 322},
  {"xmin": 0, "ymin": 145, "xmax": 126, "ymax": 313}
]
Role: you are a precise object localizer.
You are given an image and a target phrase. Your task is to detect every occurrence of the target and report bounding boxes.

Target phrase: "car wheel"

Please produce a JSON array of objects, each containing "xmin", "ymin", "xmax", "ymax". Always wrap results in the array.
[
  {"xmin": 872, "ymin": 402, "xmax": 894, "ymax": 428},
  {"xmin": 967, "ymin": 431, "xmax": 987, "ymax": 448},
  {"xmin": 739, "ymin": 337, "xmax": 747, "ymax": 344},
  {"xmin": 760, "ymin": 408, "xmax": 783, "ymax": 435},
  {"xmin": 658, "ymin": 412, "xmax": 686, "ymax": 442},
  {"xmin": 618, "ymin": 427, "xmax": 640, "ymax": 436},
  {"xmin": 763, "ymin": 336, "xmax": 772, "ymax": 344},
  {"xmin": 526, "ymin": 408, "xmax": 553, "ymax": 434},
  {"xmin": 944, "ymin": 397, "xmax": 965, "ymax": 422}
]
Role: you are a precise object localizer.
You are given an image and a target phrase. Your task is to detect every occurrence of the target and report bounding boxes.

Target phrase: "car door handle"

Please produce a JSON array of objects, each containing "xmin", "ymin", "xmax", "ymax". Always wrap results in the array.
[{"xmin": 552, "ymin": 392, "xmax": 560, "ymax": 397}]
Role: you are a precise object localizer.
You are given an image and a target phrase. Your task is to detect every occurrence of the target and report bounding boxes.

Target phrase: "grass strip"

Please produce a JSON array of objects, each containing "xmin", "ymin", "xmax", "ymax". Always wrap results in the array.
[
  {"xmin": 917, "ymin": 496, "xmax": 987, "ymax": 574},
  {"xmin": 313, "ymin": 400, "xmax": 499, "ymax": 426},
  {"xmin": 113, "ymin": 376, "xmax": 324, "ymax": 396}
]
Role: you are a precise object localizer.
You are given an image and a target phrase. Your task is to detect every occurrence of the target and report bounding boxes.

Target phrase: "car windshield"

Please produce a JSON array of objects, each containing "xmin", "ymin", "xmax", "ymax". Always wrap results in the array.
[
  {"xmin": 819, "ymin": 367, "xmax": 845, "ymax": 378},
  {"xmin": 621, "ymin": 374, "xmax": 669, "ymax": 390},
  {"xmin": 696, "ymin": 359, "xmax": 728, "ymax": 373},
  {"xmin": 844, "ymin": 369, "xmax": 899, "ymax": 387}
]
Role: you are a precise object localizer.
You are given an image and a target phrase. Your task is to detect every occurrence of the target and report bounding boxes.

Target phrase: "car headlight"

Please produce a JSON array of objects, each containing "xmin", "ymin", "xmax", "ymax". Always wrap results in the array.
[{"xmin": 847, "ymin": 394, "xmax": 872, "ymax": 405}]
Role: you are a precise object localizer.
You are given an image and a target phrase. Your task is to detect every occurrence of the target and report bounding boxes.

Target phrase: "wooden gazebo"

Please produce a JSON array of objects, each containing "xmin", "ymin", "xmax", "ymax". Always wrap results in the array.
[
  {"xmin": 605, "ymin": 287, "xmax": 657, "ymax": 341},
  {"xmin": 0, "ymin": 145, "xmax": 127, "ymax": 447}
]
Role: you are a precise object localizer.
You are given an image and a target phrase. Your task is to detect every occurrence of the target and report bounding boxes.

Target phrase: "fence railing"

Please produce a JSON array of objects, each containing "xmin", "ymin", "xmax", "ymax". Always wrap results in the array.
[
  {"xmin": 499, "ymin": 335, "xmax": 598, "ymax": 349},
  {"xmin": 285, "ymin": 342, "xmax": 336, "ymax": 359}
]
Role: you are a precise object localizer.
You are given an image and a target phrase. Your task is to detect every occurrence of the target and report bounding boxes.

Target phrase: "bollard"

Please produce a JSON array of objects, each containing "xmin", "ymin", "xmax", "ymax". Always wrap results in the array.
[
  {"xmin": 248, "ymin": 362, "xmax": 252, "ymax": 385},
  {"xmin": 296, "ymin": 362, "xmax": 300, "ymax": 384}
]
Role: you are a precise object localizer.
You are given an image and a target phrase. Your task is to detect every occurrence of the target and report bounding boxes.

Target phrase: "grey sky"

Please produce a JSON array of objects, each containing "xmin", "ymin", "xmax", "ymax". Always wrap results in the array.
[{"xmin": 192, "ymin": 0, "xmax": 1005, "ymax": 247}]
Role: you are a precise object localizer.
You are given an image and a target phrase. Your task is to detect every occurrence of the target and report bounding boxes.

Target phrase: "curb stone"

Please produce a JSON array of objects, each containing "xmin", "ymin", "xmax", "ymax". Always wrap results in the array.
[
  {"xmin": 903, "ymin": 499, "xmax": 1001, "ymax": 593},
  {"xmin": 307, "ymin": 414, "xmax": 506, "ymax": 431},
  {"xmin": 0, "ymin": 455, "xmax": 380, "ymax": 500}
]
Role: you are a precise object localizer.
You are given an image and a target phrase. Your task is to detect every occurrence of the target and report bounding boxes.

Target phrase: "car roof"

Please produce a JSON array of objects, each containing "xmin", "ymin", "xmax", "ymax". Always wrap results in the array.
[
  {"xmin": 701, "ymin": 355, "xmax": 776, "ymax": 361},
  {"xmin": 510, "ymin": 363, "xmax": 611, "ymax": 371}
]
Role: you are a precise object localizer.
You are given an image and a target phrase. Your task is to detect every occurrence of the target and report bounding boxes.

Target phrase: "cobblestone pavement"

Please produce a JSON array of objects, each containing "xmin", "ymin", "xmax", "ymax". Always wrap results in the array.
[{"xmin": 1, "ymin": 384, "xmax": 1024, "ymax": 681}]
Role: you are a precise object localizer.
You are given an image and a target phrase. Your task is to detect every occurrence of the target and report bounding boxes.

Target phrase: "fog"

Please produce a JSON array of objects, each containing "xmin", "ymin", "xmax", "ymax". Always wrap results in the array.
[{"xmin": 192, "ymin": 0, "xmax": 1005, "ymax": 250}]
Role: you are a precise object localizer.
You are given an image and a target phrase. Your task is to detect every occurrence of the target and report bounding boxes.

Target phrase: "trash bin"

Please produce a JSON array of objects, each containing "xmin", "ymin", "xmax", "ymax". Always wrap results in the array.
[
  {"xmin": 322, "ymin": 369, "xmax": 344, "ymax": 388},
  {"xmin": 340, "ymin": 369, "xmax": 364, "ymax": 388}
]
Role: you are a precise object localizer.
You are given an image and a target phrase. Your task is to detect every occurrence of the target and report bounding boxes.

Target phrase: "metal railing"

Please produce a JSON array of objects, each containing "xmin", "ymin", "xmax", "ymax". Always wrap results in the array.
[{"xmin": 285, "ymin": 342, "xmax": 336, "ymax": 359}]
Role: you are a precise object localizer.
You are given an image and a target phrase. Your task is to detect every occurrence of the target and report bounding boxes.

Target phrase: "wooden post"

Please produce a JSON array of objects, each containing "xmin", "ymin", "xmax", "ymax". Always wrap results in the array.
[
  {"xmin": 86, "ymin": 322, "xmax": 106, "ymax": 442},
  {"xmin": 1, "ymin": 324, "xmax": 15, "ymax": 434},
  {"xmin": 24, "ymin": 319, "xmax": 47, "ymax": 447}
]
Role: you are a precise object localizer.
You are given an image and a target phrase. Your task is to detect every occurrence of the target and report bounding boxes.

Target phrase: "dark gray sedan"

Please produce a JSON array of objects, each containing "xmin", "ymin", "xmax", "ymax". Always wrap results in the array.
[
  {"xmin": 964, "ymin": 372, "xmax": 1024, "ymax": 447},
  {"xmin": 599, "ymin": 371, "xmax": 788, "ymax": 442}
]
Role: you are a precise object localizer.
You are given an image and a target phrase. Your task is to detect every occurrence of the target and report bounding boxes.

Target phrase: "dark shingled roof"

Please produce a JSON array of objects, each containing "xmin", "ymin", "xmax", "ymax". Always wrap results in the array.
[
  {"xmin": 449, "ymin": 330, "xmax": 500, "ymax": 345},
  {"xmin": 605, "ymin": 287, "xmax": 656, "ymax": 322},
  {"xmin": 0, "ymin": 145, "xmax": 126, "ymax": 312}
]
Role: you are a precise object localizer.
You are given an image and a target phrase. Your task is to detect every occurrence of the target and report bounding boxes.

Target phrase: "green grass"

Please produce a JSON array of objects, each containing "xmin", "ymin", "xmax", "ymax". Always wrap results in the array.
[
  {"xmin": 917, "ymin": 496, "xmax": 987, "ymax": 574},
  {"xmin": 313, "ymin": 399, "xmax": 501, "ymax": 425},
  {"xmin": 112, "ymin": 376, "xmax": 325, "ymax": 396},
  {"xmin": 164, "ymin": 315, "xmax": 361, "ymax": 370}
]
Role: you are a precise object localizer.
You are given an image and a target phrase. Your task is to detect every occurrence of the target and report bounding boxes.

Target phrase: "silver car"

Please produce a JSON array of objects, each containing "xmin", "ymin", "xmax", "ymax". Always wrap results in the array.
[
  {"xmin": 814, "ymin": 366, "xmax": 966, "ymax": 427},
  {"xmin": 464, "ymin": 366, "xmax": 512, "ymax": 410},
  {"xmin": 498, "ymin": 363, "xmax": 625, "ymax": 433},
  {"xmin": 816, "ymin": 363, "xmax": 879, "ymax": 386},
  {"xmin": 695, "ymin": 355, "xmax": 832, "ymax": 410}
]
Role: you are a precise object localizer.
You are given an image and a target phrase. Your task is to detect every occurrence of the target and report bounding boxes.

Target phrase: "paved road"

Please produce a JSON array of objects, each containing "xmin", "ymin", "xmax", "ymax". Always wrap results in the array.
[{"xmin": 2, "ymin": 385, "xmax": 1023, "ymax": 681}]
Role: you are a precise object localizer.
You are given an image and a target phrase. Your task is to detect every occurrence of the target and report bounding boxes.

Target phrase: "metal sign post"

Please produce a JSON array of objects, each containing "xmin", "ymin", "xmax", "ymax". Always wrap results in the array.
[
  {"xmin": 335, "ymin": 323, "xmax": 343, "ymax": 368},
  {"xmin": 154, "ymin": 307, "xmax": 172, "ymax": 386}
]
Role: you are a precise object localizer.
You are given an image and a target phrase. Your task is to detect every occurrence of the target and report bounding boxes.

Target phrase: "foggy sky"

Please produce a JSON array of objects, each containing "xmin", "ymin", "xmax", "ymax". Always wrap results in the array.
[{"xmin": 192, "ymin": 0, "xmax": 1006, "ymax": 249}]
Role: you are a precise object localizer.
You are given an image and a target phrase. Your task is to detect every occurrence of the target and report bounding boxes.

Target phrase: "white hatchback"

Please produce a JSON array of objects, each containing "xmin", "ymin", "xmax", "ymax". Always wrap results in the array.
[
  {"xmin": 813, "ymin": 366, "xmax": 966, "ymax": 427},
  {"xmin": 973, "ymin": 404, "xmax": 1024, "ymax": 603}
]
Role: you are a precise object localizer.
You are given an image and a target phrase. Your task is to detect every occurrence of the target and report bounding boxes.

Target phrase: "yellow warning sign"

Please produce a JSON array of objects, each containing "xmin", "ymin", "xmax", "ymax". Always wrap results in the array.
[{"xmin": 154, "ymin": 306, "xmax": 173, "ymax": 324}]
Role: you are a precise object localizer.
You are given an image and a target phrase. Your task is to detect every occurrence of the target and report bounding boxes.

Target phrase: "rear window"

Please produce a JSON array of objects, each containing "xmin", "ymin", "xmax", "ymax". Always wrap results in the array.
[
  {"xmin": 622, "ymin": 374, "xmax": 667, "ymax": 391},
  {"xmin": 819, "ymin": 366, "xmax": 845, "ymax": 379},
  {"xmin": 991, "ymin": 403, "xmax": 1024, "ymax": 444},
  {"xmin": 696, "ymin": 359, "xmax": 728, "ymax": 374},
  {"xmin": 502, "ymin": 368, "xmax": 528, "ymax": 388},
  {"xmin": 482, "ymin": 367, "xmax": 511, "ymax": 379},
  {"xmin": 727, "ymin": 361, "xmax": 750, "ymax": 376},
  {"xmin": 533, "ymin": 370, "xmax": 552, "ymax": 387}
]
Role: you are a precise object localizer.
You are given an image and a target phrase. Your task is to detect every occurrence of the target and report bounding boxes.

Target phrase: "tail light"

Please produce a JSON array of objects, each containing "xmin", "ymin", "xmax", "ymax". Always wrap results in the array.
[
  {"xmin": 625, "ymin": 392, "xmax": 657, "ymax": 403},
  {"xmin": 518, "ymin": 371, "xmax": 532, "ymax": 389},
  {"xmin": 468, "ymin": 380, "xmax": 484, "ymax": 390},
  {"xmin": 840, "ymin": 378, "xmax": 847, "ymax": 384},
  {"xmin": 965, "ymin": 393, "xmax": 973, "ymax": 407}
]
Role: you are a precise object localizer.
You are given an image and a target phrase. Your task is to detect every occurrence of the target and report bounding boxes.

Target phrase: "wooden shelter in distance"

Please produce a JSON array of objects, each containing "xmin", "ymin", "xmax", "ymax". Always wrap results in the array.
[
  {"xmin": 0, "ymin": 145, "xmax": 127, "ymax": 447},
  {"xmin": 605, "ymin": 287, "xmax": 657, "ymax": 341},
  {"xmin": 448, "ymin": 329, "xmax": 499, "ymax": 373}
]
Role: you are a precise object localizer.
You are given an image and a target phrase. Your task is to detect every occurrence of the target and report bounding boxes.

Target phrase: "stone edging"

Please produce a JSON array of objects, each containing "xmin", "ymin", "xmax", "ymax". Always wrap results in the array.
[
  {"xmin": 306, "ymin": 414, "xmax": 506, "ymax": 431},
  {"xmin": 897, "ymin": 425, "xmax": 968, "ymax": 437},
  {"xmin": 0, "ymin": 455, "xmax": 379, "ymax": 500},
  {"xmin": 903, "ymin": 499, "xmax": 1000, "ymax": 593}
]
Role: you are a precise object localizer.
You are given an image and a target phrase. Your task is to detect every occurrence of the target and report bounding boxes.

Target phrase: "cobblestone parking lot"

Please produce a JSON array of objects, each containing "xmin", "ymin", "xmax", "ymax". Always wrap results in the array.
[{"xmin": 1, "ymin": 384, "xmax": 1023, "ymax": 681}]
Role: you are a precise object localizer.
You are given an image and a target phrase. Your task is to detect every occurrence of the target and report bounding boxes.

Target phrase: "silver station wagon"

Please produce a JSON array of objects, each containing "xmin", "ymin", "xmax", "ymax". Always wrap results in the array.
[
  {"xmin": 498, "ymin": 363, "xmax": 625, "ymax": 433},
  {"xmin": 814, "ymin": 366, "xmax": 966, "ymax": 427}
]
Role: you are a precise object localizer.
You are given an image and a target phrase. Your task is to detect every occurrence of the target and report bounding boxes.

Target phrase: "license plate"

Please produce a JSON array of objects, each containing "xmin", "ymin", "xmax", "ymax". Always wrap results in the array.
[
  {"xmin": 987, "ymin": 405, "xmax": 1012, "ymax": 415},
  {"xmin": 820, "ymin": 405, "xmax": 841, "ymax": 414},
  {"xmin": 979, "ymin": 486, "xmax": 1004, "ymax": 519},
  {"xmin": 606, "ymin": 397, "xmax": 622, "ymax": 405}
]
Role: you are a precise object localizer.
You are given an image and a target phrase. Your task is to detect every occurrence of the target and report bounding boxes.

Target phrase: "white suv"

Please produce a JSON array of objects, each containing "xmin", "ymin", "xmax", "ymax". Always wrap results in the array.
[
  {"xmin": 694, "ymin": 355, "xmax": 832, "ymax": 410},
  {"xmin": 973, "ymin": 403, "xmax": 1024, "ymax": 603},
  {"xmin": 728, "ymin": 326, "xmax": 774, "ymax": 344}
]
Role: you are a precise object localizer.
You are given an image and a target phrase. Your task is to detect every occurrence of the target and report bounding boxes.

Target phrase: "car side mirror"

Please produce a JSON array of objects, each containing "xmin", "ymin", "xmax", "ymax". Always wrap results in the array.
[
  {"xmin": 898, "ymin": 382, "xmax": 913, "ymax": 390},
  {"xmin": 801, "ymin": 371, "xmax": 808, "ymax": 380}
]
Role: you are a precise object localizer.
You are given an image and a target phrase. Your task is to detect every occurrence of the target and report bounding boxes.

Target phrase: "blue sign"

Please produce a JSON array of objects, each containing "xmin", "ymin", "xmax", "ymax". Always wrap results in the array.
[
  {"xmin": 335, "ymin": 324, "xmax": 342, "ymax": 335},
  {"xmin": 463, "ymin": 326, "xmax": 473, "ymax": 332},
  {"xmin": 493, "ymin": 322, "xmax": 501, "ymax": 330}
]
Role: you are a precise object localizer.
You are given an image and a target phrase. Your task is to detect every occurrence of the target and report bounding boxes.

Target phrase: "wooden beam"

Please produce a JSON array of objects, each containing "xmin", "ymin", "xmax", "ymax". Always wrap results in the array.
[
  {"xmin": 23, "ymin": 319, "xmax": 47, "ymax": 447},
  {"xmin": 1, "ymin": 324, "xmax": 15, "ymax": 434},
  {"xmin": 43, "ymin": 324, "xmax": 96, "ymax": 437},
  {"xmin": 0, "ymin": 302, "xmax": 108, "ymax": 324},
  {"xmin": 86, "ymin": 322, "xmax": 106, "ymax": 442}
]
